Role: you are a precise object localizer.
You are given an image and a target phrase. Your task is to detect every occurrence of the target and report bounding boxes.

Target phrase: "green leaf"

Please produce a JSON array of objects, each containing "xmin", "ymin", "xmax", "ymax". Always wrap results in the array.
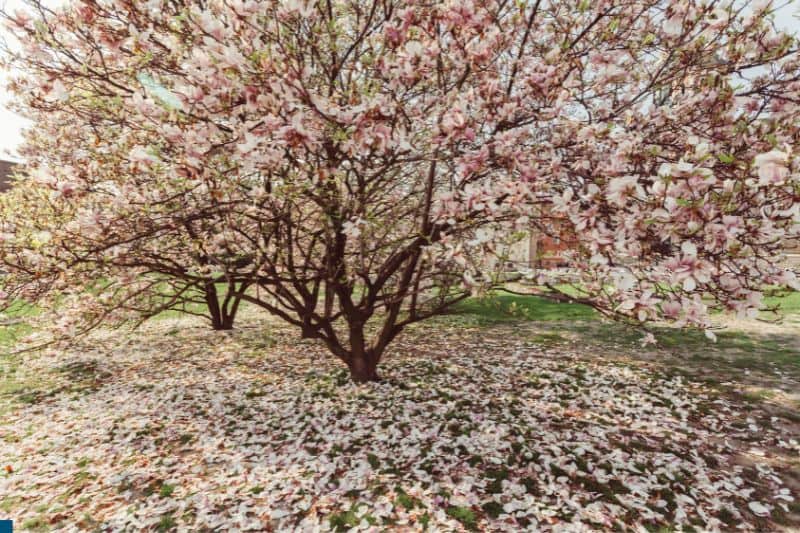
[{"xmin": 766, "ymin": 133, "xmax": 778, "ymax": 147}]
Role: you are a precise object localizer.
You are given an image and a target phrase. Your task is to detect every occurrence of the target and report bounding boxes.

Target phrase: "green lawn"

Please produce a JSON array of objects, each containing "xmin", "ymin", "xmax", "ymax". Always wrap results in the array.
[
  {"xmin": 0, "ymin": 284, "xmax": 800, "ymax": 352},
  {"xmin": 764, "ymin": 289, "xmax": 800, "ymax": 315},
  {"xmin": 450, "ymin": 292, "xmax": 597, "ymax": 323},
  {"xmin": 451, "ymin": 288, "xmax": 800, "ymax": 323},
  {"xmin": 0, "ymin": 301, "xmax": 35, "ymax": 347},
  {"xmin": 445, "ymin": 290, "xmax": 800, "ymax": 384}
]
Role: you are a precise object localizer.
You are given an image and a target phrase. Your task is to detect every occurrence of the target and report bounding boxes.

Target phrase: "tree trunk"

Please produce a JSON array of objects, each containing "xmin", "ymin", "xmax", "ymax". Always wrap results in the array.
[
  {"xmin": 206, "ymin": 282, "xmax": 239, "ymax": 330},
  {"xmin": 345, "ymin": 318, "xmax": 382, "ymax": 383},
  {"xmin": 212, "ymin": 315, "xmax": 235, "ymax": 330},
  {"xmin": 348, "ymin": 354, "xmax": 380, "ymax": 383}
]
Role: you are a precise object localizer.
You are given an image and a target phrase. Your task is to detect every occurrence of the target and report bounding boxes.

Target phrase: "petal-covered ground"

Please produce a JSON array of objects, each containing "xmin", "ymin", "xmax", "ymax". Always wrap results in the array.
[{"xmin": 1, "ymin": 314, "xmax": 798, "ymax": 532}]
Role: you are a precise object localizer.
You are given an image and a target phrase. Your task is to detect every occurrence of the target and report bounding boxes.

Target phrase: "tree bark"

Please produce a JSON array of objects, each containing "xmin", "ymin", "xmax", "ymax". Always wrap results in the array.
[
  {"xmin": 212, "ymin": 315, "xmax": 235, "ymax": 330},
  {"xmin": 345, "ymin": 318, "xmax": 382, "ymax": 383},
  {"xmin": 347, "ymin": 353, "xmax": 380, "ymax": 383},
  {"xmin": 206, "ymin": 282, "xmax": 240, "ymax": 330}
]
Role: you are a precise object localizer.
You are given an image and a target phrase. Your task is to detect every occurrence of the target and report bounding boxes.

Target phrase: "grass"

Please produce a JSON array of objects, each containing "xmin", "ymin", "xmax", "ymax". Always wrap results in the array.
[
  {"xmin": 0, "ymin": 300, "xmax": 36, "ymax": 348},
  {"xmin": 0, "ymin": 348, "xmax": 115, "ymax": 419},
  {"xmin": 0, "ymin": 323, "xmax": 30, "ymax": 348},
  {"xmin": 2, "ymin": 286, "xmax": 796, "ymax": 343},
  {"xmin": 2, "ymin": 286, "xmax": 798, "ymax": 417},
  {"xmin": 159, "ymin": 483, "xmax": 175, "ymax": 498},
  {"xmin": 445, "ymin": 505, "xmax": 478, "ymax": 530},
  {"xmin": 763, "ymin": 289, "xmax": 800, "ymax": 316},
  {"xmin": 327, "ymin": 504, "xmax": 377, "ymax": 532},
  {"xmin": 21, "ymin": 517, "xmax": 48, "ymax": 532},
  {"xmin": 0, "ymin": 281, "xmax": 244, "ymax": 350},
  {"xmin": 156, "ymin": 513, "xmax": 177, "ymax": 532},
  {"xmin": 452, "ymin": 289, "xmax": 800, "ymax": 325},
  {"xmin": 445, "ymin": 290, "xmax": 800, "ymax": 384},
  {"xmin": 450, "ymin": 292, "xmax": 597, "ymax": 323}
]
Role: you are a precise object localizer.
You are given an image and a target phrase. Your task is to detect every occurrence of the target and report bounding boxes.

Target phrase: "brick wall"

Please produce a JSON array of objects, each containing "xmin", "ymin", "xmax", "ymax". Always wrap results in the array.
[{"xmin": 0, "ymin": 160, "xmax": 16, "ymax": 191}]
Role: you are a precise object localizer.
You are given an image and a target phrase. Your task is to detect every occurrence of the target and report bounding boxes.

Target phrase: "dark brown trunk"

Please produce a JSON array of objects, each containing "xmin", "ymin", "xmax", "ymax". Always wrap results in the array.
[
  {"xmin": 345, "ymin": 318, "xmax": 382, "ymax": 383},
  {"xmin": 205, "ymin": 282, "xmax": 223, "ymax": 328},
  {"xmin": 207, "ymin": 282, "xmax": 240, "ymax": 330},
  {"xmin": 348, "ymin": 354, "xmax": 380, "ymax": 383},
  {"xmin": 212, "ymin": 315, "xmax": 235, "ymax": 330}
]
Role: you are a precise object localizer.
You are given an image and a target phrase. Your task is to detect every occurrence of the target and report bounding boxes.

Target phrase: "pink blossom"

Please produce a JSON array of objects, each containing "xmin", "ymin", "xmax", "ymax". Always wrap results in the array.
[
  {"xmin": 279, "ymin": 113, "xmax": 313, "ymax": 148},
  {"xmin": 384, "ymin": 25, "xmax": 404, "ymax": 47},
  {"xmin": 607, "ymin": 176, "xmax": 641, "ymax": 206},
  {"xmin": 129, "ymin": 145, "xmax": 159, "ymax": 166},
  {"xmin": 10, "ymin": 9, "xmax": 31, "ymax": 28},
  {"xmin": 662, "ymin": 16, "xmax": 684, "ymax": 38},
  {"xmin": 665, "ymin": 243, "xmax": 710, "ymax": 293},
  {"xmin": 661, "ymin": 300, "xmax": 683, "ymax": 320},
  {"xmin": 197, "ymin": 11, "xmax": 225, "ymax": 40},
  {"xmin": 46, "ymin": 79, "xmax": 69, "ymax": 102},
  {"xmin": 754, "ymin": 150, "xmax": 790, "ymax": 186}
]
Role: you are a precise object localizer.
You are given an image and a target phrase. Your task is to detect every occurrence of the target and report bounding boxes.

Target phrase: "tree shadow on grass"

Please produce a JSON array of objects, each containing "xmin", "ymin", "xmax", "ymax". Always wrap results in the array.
[
  {"xmin": 444, "ymin": 292, "xmax": 799, "ymax": 387},
  {"xmin": 1, "ymin": 357, "xmax": 113, "ymax": 411}
]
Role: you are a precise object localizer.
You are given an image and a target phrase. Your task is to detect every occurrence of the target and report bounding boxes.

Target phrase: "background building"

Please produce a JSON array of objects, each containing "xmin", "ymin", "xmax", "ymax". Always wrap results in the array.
[{"xmin": 0, "ymin": 159, "xmax": 16, "ymax": 191}]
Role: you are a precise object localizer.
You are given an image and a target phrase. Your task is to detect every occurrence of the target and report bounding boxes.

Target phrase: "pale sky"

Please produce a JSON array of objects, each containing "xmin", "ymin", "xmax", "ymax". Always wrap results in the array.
[
  {"xmin": 0, "ymin": 0, "xmax": 797, "ymax": 162},
  {"xmin": 0, "ymin": 0, "xmax": 60, "ymax": 161}
]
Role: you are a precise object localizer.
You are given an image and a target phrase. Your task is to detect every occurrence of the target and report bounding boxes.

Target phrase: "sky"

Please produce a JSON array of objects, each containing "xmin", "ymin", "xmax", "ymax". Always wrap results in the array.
[
  {"xmin": 0, "ymin": 0, "xmax": 55, "ymax": 161},
  {"xmin": 0, "ymin": 1, "xmax": 797, "ymax": 161}
]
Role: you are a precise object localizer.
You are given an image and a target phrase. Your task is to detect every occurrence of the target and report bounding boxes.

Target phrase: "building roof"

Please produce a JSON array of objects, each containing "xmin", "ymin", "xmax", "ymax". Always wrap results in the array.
[{"xmin": 0, "ymin": 160, "xmax": 17, "ymax": 191}]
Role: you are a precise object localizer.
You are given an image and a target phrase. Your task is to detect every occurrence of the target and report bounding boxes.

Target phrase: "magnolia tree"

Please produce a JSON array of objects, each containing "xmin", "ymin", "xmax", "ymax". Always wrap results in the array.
[
  {"xmin": 1, "ymin": 0, "xmax": 798, "ymax": 381},
  {"xmin": 0, "ymin": 105, "xmax": 267, "ymax": 333},
  {"xmin": 0, "ymin": 176, "xmax": 254, "ymax": 333}
]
